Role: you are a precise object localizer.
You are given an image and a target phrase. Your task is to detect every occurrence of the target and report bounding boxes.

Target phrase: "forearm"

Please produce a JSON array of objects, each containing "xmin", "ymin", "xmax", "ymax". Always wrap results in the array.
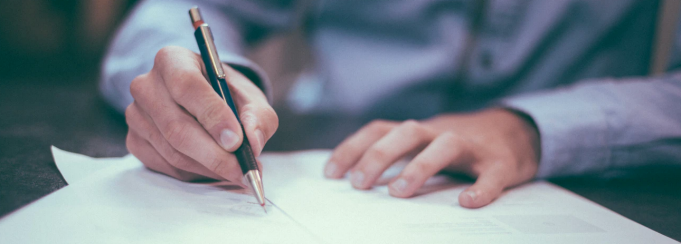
[{"xmin": 502, "ymin": 73, "xmax": 681, "ymax": 178}]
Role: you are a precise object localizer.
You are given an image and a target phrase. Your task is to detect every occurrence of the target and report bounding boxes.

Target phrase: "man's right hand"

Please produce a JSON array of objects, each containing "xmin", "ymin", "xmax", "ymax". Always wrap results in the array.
[{"xmin": 125, "ymin": 46, "xmax": 278, "ymax": 183}]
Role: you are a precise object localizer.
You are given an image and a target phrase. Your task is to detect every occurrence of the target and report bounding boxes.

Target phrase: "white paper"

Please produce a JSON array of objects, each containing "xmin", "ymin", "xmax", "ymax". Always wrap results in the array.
[
  {"xmin": 1, "ymin": 149, "xmax": 319, "ymax": 244},
  {"xmin": 51, "ymin": 146, "xmax": 128, "ymax": 184},
  {"xmin": 0, "ymin": 148, "xmax": 677, "ymax": 244},
  {"xmin": 259, "ymin": 151, "xmax": 678, "ymax": 244}
]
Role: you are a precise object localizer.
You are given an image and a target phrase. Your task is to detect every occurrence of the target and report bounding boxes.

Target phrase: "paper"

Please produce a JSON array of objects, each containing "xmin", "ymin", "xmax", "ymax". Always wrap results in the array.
[
  {"xmin": 0, "ymin": 148, "xmax": 677, "ymax": 244},
  {"xmin": 0, "ymin": 147, "xmax": 319, "ymax": 244},
  {"xmin": 258, "ymin": 151, "xmax": 678, "ymax": 244},
  {"xmin": 51, "ymin": 146, "xmax": 131, "ymax": 184}
]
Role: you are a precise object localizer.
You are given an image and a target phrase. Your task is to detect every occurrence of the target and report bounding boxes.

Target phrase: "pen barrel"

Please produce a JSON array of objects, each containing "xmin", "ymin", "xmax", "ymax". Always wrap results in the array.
[
  {"xmin": 234, "ymin": 132, "xmax": 259, "ymax": 175},
  {"xmin": 194, "ymin": 27, "xmax": 233, "ymax": 107},
  {"xmin": 194, "ymin": 27, "xmax": 260, "ymax": 175}
]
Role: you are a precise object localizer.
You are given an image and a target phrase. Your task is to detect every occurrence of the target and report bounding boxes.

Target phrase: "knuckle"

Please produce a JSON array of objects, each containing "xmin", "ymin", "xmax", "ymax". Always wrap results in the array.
[
  {"xmin": 469, "ymin": 164, "xmax": 486, "ymax": 176},
  {"xmin": 399, "ymin": 119, "xmax": 423, "ymax": 136},
  {"xmin": 259, "ymin": 106, "xmax": 278, "ymax": 123},
  {"xmin": 147, "ymin": 128, "xmax": 165, "ymax": 146},
  {"xmin": 334, "ymin": 157, "xmax": 356, "ymax": 169},
  {"xmin": 240, "ymin": 103, "xmax": 257, "ymax": 113},
  {"xmin": 440, "ymin": 132, "xmax": 460, "ymax": 145},
  {"xmin": 367, "ymin": 119, "xmax": 389, "ymax": 130},
  {"xmin": 164, "ymin": 148, "xmax": 191, "ymax": 169},
  {"xmin": 265, "ymin": 107, "xmax": 279, "ymax": 133},
  {"xmin": 198, "ymin": 102, "xmax": 227, "ymax": 128},
  {"xmin": 124, "ymin": 104, "xmax": 137, "ymax": 126},
  {"xmin": 363, "ymin": 119, "xmax": 394, "ymax": 136},
  {"xmin": 496, "ymin": 159, "xmax": 515, "ymax": 170},
  {"xmin": 257, "ymin": 105, "xmax": 280, "ymax": 134},
  {"xmin": 402, "ymin": 119, "xmax": 420, "ymax": 128},
  {"xmin": 125, "ymin": 133, "xmax": 137, "ymax": 155},
  {"xmin": 129, "ymin": 74, "xmax": 149, "ymax": 99},
  {"xmin": 329, "ymin": 148, "xmax": 357, "ymax": 167},
  {"xmin": 163, "ymin": 120, "xmax": 192, "ymax": 149},
  {"xmin": 240, "ymin": 104, "xmax": 279, "ymax": 136},
  {"xmin": 154, "ymin": 46, "xmax": 181, "ymax": 65},
  {"xmin": 209, "ymin": 157, "xmax": 236, "ymax": 177},
  {"xmin": 413, "ymin": 161, "xmax": 431, "ymax": 175},
  {"xmin": 402, "ymin": 162, "xmax": 428, "ymax": 180},
  {"xmin": 168, "ymin": 71, "xmax": 202, "ymax": 99},
  {"xmin": 366, "ymin": 145, "xmax": 390, "ymax": 161}
]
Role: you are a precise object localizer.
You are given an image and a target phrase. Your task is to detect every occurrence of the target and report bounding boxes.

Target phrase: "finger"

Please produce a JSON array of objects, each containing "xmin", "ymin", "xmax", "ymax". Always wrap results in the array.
[
  {"xmin": 220, "ymin": 64, "xmax": 277, "ymax": 157},
  {"xmin": 388, "ymin": 132, "xmax": 470, "ymax": 198},
  {"xmin": 222, "ymin": 64, "xmax": 270, "ymax": 107},
  {"xmin": 350, "ymin": 120, "xmax": 433, "ymax": 189},
  {"xmin": 126, "ymin": 130, "xmax": 207, "ymax": 182},
  {"xmin": 325, "ymin": 120, "xmax": 396, "ymax": 179},
  {"xmin": 458, "ymin": 166, "xmax": 510, "ymax": 209},
  {"xmin": 155, "ymin": 46, "xmax": 244, "ymax": 152},
  {"xmin": 126, "ymin": 102, "xmax": 226, "ymax": 180},
  {"xmin": 130, "ymin": 70, "xmax": 243, "ymax": 182},
  {"xmin": 239, "ymin": 104, "xmax": 278, "ymax": 157}
]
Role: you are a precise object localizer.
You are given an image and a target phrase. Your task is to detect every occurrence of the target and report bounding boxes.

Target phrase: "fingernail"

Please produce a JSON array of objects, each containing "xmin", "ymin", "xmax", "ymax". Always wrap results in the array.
[
  {"xmin": 220, "ymin": 129, "xmax": 239, "ymax": 150},
  {"xmin": 324, "ymin": 162, "xmax": 337, "ymax": 177},
  {"xmin": 351, "ymin": 171, "xmax": 364, "ymax": 188},
  {"xmin": 390, "ymin": 178, "xmax": 408, "ymax": 193},
  {"xmin": 254, "ymin": 129, "xmax": 265, "ymax": 152},
  {"xmin": 465, "ymin": 190, "xmax": 478, "ymax": 202}
]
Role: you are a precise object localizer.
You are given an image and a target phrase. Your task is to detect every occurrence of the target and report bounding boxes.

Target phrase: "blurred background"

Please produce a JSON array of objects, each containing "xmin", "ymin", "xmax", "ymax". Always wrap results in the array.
[
  {"xmin": 0, "ymin": 0, "xmax": 140, "ymax": 216},
  {"xmin": 0, "ymin": 0, "xmax": 138, "ymax": 82},
  {"xmin": 0, "ymin": 0, "xmax": 307, "ymax": 99}
]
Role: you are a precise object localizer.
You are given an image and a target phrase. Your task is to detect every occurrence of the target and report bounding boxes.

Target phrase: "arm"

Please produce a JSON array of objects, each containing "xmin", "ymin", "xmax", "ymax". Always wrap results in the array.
[
  {"xmin": 503, "ymin": 12, "xmax": 681, "ymax": 178},
  {"xmin": 100, "ymin": 0, "xmax": 298, "ymax": 112},
  {"xmin": 502, "ymin": 73, "xmax": 681, "ymax": 178}
]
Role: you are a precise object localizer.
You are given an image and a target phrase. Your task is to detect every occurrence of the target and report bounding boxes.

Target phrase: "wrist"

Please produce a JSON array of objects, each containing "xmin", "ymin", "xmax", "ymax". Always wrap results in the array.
[{"xmin": 500, "ymin": 108, "xmax": 542, "ymax": 165}]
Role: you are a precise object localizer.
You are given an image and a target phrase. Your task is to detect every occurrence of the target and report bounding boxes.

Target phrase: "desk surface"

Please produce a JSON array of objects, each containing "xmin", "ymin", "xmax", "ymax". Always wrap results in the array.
[{"xmin": 0, "ymin": 81, "xmax": 679, "ymax": 241}]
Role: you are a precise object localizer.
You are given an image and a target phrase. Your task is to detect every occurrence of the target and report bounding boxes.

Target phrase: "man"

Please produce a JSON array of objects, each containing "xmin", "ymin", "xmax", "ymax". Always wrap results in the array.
[{"xmin": 101, "ymin": 0, "xmax": 681, "ymax": 208}]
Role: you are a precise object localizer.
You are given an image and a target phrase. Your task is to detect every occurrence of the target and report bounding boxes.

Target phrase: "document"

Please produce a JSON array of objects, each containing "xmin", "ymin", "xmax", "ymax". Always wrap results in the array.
[
  {"xmin": 0, "ymin": 147, "xmax": 319, "ymax": 244},
  {"xmin": 0, "ymin": 147, "xmax": 676, "ymax": 244}
]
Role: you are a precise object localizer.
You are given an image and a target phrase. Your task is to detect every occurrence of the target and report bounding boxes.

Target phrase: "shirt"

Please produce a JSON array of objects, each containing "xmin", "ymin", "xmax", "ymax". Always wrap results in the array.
[{"xmin": 100, "ymin": 0, "xmax": 681, "ymax": 178}]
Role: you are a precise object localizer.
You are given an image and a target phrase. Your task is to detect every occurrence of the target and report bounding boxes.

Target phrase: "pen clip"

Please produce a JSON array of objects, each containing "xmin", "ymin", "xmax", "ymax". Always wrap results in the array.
[{"xmin": 190, "ymin": 7, "xmax": 226, "ymax": 79}]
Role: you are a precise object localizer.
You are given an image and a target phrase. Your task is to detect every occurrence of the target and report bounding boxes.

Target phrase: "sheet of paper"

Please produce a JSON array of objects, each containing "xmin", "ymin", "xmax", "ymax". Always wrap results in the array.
[
  {"xmin": 260, "ymin": 151, "xmax": 678, "ymax": 244},
  {"xmin": 0, "ymin": 149, "xmax": 320, "ymax": 244},
  {"xmin": 0, "ymin": 148, "xmax": 677, "ymax": 244},
  {"xmin": 51, "ymin": 146, "xmax": 129, "ymax": 184}
]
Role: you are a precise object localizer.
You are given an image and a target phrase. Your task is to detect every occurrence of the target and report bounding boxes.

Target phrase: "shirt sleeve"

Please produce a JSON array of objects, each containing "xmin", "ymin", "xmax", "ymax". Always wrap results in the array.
[
  {"xmin": 99, "ymin": 0, "xmax": 298, "ymax": 112},
  {"xmin": 501, "ymin": 73, "xmax": 681, "ymax": 178}
]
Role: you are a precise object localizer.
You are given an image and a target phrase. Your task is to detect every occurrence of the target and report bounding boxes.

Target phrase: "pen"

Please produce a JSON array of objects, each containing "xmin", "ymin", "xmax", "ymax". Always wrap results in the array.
[{"xmin": 188, "ymin": 7, "xmax": 266, "ymax": 213}]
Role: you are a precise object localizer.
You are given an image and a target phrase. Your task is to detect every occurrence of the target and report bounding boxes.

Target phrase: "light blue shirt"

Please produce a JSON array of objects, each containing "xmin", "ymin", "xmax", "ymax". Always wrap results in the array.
[{"xmin": 101, "ymin": 0, "xmax": 681, "ymax": 178}]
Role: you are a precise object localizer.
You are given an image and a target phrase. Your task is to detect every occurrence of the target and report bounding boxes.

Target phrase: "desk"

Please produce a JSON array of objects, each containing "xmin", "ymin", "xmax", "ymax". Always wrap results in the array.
[{"xmin": 1, "ymin": 80, "xmax": 679, "ymax": 241}]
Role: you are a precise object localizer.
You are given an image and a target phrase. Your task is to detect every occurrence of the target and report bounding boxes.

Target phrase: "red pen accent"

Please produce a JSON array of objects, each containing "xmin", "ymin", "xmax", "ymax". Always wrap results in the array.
[{"xmin": 192, "ymin": 20, "xmax": 205, "ymax": 30}]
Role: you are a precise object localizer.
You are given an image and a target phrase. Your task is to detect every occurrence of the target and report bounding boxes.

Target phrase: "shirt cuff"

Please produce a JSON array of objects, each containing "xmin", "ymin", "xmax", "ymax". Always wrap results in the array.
[{"xmin": 500, "ymin": 89, "xmax": 612, "ymax": 178}]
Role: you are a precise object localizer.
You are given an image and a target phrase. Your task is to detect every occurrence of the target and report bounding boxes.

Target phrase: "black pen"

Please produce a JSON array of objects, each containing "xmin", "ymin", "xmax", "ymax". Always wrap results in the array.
[{"xmin": 189, "ymin": 7, "xmax": 266, "ymax": 213}]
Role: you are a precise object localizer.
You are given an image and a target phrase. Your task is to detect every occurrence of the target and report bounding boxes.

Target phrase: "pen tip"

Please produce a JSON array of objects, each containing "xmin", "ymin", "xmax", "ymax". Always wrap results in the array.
[{"xmin": 262, "ymin": 205, "xmax": 267, "ymax": 214}]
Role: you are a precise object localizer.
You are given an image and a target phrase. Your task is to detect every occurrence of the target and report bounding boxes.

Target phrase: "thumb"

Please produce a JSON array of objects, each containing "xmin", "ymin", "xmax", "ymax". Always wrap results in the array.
[{"xmin": 458, "ymin": 166, "xmax": 509, "ymax": 208}]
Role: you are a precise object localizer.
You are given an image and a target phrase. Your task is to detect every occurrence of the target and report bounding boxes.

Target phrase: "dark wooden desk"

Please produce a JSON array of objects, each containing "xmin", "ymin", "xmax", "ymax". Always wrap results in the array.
[{"xmin": 1, "ymin": 81, "xmax": 679, "ymax": 241}]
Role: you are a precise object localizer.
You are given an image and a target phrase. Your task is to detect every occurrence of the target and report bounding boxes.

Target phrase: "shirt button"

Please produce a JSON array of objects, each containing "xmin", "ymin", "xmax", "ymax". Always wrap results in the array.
[{"xmin": 480, "ymin": 50, "xmax": 493, "ymax": 69}]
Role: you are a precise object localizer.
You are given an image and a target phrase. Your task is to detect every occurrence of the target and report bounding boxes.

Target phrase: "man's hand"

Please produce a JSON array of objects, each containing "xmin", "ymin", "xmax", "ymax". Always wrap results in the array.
[
  {"xmin": 125, "ymin": 46, "xmax": 278, "ymax": 182},
  {"xmin": 324, "ymin": 109, "xmax": 540, "ymax": 208}
]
